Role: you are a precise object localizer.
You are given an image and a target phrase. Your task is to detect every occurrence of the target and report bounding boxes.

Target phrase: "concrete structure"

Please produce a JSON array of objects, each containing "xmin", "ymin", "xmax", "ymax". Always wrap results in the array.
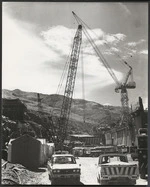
[
  {"xmin": 105, "ymin": 97, "xmax": 147, "ymax": 147},
  {"xmin": 105, "ymin": 126, "xmax": 131, "ymax": 146}
]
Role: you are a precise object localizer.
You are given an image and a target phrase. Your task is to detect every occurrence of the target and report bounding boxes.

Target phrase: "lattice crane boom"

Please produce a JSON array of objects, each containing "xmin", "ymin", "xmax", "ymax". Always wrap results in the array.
[
  {"xmin": 72, "ymin": 12, "xmax": 136, "ymax": 125},
  {"xmin": 58, "ymin": 24, "xmax": 82, "ymax": 146}
]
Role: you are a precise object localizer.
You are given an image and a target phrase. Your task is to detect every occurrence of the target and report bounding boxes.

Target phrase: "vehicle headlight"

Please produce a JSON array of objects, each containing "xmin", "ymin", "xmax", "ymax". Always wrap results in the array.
[
  {"xmin": 73, "ymin": 169, "xmax": 80, "ymax": 173},
  {"xmin": 53, "ymin": 170, "xmax": 60, "ymax": 173}
]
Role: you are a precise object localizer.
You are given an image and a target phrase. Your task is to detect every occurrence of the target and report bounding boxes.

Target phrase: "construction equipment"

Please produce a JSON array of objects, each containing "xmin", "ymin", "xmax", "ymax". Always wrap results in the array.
[
  {"xmin": 37, "ymin": 93, "xmax": 43, "ymax": 112},
  {"xmin": 57, "ymin": 24, "xmax": 82, "ymax": 150},
  {"xmin": 137, "ymin": 128, "xmax": 148, "ymax": 179},
  {"xmin": 72, "ymin": 12, "xmax": 136, "ymax": 125}
]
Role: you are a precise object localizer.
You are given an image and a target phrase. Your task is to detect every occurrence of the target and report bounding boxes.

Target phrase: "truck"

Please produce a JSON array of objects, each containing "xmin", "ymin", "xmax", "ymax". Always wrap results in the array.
[
  {"xmin": 97, "ymin": 153, "xmax": 139, "ymax": 185},
  {"xmin": 47, "ymin": 154, "xmax": 81, "ymax": 185}
]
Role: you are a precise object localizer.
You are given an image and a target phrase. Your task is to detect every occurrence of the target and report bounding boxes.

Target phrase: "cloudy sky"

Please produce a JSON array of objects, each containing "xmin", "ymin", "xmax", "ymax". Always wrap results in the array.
[{"xmin": 2, "ymin": 2, "xmax": 148, "ymax": 108}]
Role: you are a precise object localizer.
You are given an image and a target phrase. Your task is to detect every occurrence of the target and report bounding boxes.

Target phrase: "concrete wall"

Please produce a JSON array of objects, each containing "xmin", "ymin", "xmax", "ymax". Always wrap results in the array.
[{"xmin": 105, "ymin": 127, "xmax": 132, "ymax": 147}]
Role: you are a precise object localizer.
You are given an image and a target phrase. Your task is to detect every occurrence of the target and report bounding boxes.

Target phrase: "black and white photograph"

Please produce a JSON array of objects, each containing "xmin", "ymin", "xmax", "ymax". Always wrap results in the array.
[{"xmin": 1, "ymin": 2, "xmax": 148, "ymax": 185}]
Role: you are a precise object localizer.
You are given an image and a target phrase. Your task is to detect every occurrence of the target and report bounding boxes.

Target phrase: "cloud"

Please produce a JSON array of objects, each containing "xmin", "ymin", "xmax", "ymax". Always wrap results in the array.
[
  {"xmin": 127, "ymin": 42, "xmax": 137, "ymax": 47},
  {"xmin": 41, "ymin": 25, "xmax": 75, "ymax": 56},
  {"xmin": 139, "ymin": 50, "xmax": 148, "ymax": 55},
  {"xmin": 104, "ymin": 33, "xmax": 126, "ymax": 44},
  {"xmin": 2, "ymin": 12, "xmax": 62, "ymax": 93},
  {"xmin": 126, "ymin": 39, "xmax": 146, "ymax": 48},
  {"xmin": 1, "ymin": 11, "xmax": 132, "ymax": 100}
]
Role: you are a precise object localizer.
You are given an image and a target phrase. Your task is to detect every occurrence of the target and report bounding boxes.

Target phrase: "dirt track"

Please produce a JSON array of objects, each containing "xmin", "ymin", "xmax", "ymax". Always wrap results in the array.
[{"xmin": 29, "ymin": 157, "xmax": 148, "ymax": 185}]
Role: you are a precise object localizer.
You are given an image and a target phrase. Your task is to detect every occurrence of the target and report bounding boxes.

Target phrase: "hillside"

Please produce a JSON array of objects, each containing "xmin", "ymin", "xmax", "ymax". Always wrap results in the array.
[{"xmin": 2, "ymin": 89, "xmax": 122, "ymax": 135}]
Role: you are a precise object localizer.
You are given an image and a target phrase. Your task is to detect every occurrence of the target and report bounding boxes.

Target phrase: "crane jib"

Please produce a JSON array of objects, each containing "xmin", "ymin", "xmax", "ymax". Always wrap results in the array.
[{"xmin": 72, "ymin": 12, "xmax": 136, "ymax": 127}]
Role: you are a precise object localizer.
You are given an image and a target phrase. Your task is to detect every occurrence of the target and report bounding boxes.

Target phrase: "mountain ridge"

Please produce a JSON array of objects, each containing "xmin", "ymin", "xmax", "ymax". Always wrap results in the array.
[{"xmin": 2, "ymin": 89, "xmax": 122, "ymax": 135}]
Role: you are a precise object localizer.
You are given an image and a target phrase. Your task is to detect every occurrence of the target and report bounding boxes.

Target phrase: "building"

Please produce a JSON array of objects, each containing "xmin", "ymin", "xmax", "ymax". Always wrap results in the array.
[{"xmin": 105, "ymin": 97, "xmax": 148, "ymax": 147}]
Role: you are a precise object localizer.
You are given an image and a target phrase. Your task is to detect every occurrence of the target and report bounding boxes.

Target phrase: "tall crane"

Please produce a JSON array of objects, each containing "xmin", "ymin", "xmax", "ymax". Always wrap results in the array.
[
  {"xmin": 72, "ymin": 12, "xmax": 136, "ymax": 125},
  {"xmin": 58, "ymin": 24, "xmax": 82, "ymax": 150}
]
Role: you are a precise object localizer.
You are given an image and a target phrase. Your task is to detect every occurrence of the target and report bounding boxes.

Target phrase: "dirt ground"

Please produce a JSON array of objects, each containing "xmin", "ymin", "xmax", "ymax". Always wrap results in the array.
[
  {"xmin": 2, "ymin": 156, "xmax": 148, "ymax": 185},
  {"xmin": 29, "ymin": 156, "xmax": 148, "ymax": 185}
]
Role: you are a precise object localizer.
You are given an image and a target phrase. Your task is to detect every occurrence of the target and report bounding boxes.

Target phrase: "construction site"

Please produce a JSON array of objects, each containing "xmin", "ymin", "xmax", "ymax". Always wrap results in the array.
[{"xmin": 2, "ymin": 3, "xmax": 148, "ymax": 186}]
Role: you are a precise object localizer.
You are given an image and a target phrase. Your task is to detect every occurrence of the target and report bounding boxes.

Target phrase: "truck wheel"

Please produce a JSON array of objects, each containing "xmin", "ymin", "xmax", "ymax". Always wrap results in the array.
[
  {"xmin": 76, "ymin": 177, "xmax": 80, "ymax": 183},
  {"xmin": 131, "ymin": 180, "xmax": 136, "ymax": 185},
  {"xmin": 140, "ymin": 170, "xmax": 146, "ymax": 179},
  {"xmin": 51, "ymin": 179, "xmax": 56, "ymax": 185},
  {"xmin": 100, "ymin": 180, "xmax": 107, "ymax": 185}
]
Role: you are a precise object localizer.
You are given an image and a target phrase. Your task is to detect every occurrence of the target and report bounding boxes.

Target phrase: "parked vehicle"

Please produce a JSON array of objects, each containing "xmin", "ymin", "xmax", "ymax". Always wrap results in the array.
[
  {"xmin": 97, "ymin": 153, "xmax": 139, "ymax": 185},
  {"xmin": 117, "ymin": 144, "xmax": 128, "ymax": 153},
  {"xmin": 72, "ymin": 147, "xmax": 84, "ymax": 157},
  {"xmin": 91, "ymin": 146, "xmax": 117, "ymax": 157},
  {"xmin": 130, "ymin": 145, "xmax": 138, "ymax": 161},
  {"xmin": 47, "ymin": 154, "xmax": 81, "ymax": 184}
]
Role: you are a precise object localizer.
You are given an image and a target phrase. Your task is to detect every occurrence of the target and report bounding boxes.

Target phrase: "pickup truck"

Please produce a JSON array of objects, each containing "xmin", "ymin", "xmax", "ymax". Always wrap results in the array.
[
  {"xmin": 97, "ymin": 153, "xmax": 139, "ymax": 185},
  {"xmin": 47, "ymin": 154, "xmax": 81, "ymax": 185}
]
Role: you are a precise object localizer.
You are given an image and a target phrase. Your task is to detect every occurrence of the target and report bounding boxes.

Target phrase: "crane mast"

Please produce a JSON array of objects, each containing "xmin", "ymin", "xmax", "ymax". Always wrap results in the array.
[{"xmin": 58, "ymin": 25, "xmax": 82, "ymax": 148}]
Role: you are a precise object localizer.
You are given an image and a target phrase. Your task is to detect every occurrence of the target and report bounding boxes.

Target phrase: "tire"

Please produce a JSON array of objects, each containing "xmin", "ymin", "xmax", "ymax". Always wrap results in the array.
[
  {"xmin": 76, "ymin": 177, "xmax": 80, "ymax": 183},
  {"xmin": 48, "ymin": 174, "xmax": 51, "ymax": 180},
  {"xmin": 100, "ymin": 180, "xmax": 107, "ymax": 185},
  {"xmin": 131, "ymin": 180, "xmax": 136, "ymax": 185},
  {"xmin": 140, "ymin": 171, "xmax": 146, "ymax": 179},
  {"xmin": 51, "ymin": 179, "xmax": 56, "ymax": 185}
]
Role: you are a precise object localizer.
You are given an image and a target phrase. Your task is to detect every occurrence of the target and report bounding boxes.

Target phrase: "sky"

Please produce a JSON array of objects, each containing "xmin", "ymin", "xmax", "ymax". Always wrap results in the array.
[{"xmin": 2, "ymin": 2, "xmax": 148, "ymax": 108}]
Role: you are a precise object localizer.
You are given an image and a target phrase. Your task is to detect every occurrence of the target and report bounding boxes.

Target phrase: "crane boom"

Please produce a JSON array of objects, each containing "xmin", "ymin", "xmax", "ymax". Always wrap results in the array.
[
  {"xmin": 72, "ymin": 11, "xmax": 120, "ymax": 87},
  {"xmin": 58, "ymin": 25, "xmax": 82, "ymax": 147},
  {"xmin": 72, "ymin": 12, "xmax": 136, "ymax": 126}
]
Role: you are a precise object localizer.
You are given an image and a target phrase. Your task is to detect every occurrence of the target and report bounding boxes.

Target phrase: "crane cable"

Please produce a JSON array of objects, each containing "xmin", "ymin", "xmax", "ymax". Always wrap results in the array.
[
  {"xmin": 72, "ymin": 12, "xmax": 120, "ymax": 86},
  {"xmin": 51, "ymin": 50, "xmax": 71, "ymax": 117},
  {"xmin": 72, "ymin": 12, "xmax": 132, "ymax": 70},
  {"xmin": 56, "ymin": 53, "xmax": 71, "ymax": 95},
  {"xmin": 81, "ymin": 44, "xmax": 86, "ymax": 124}
]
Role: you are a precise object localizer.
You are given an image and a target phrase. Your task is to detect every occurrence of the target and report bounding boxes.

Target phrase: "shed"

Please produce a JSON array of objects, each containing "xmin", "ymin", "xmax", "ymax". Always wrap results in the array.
[{"xmin": 8, "ymin": 134, "xmax": 41, "ymax": 169}]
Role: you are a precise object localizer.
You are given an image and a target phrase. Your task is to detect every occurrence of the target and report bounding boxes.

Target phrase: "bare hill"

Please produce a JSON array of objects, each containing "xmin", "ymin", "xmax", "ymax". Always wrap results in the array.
[{"xmin": 2, "ymin": 89, "xmax": 122, "ymax": 135}]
